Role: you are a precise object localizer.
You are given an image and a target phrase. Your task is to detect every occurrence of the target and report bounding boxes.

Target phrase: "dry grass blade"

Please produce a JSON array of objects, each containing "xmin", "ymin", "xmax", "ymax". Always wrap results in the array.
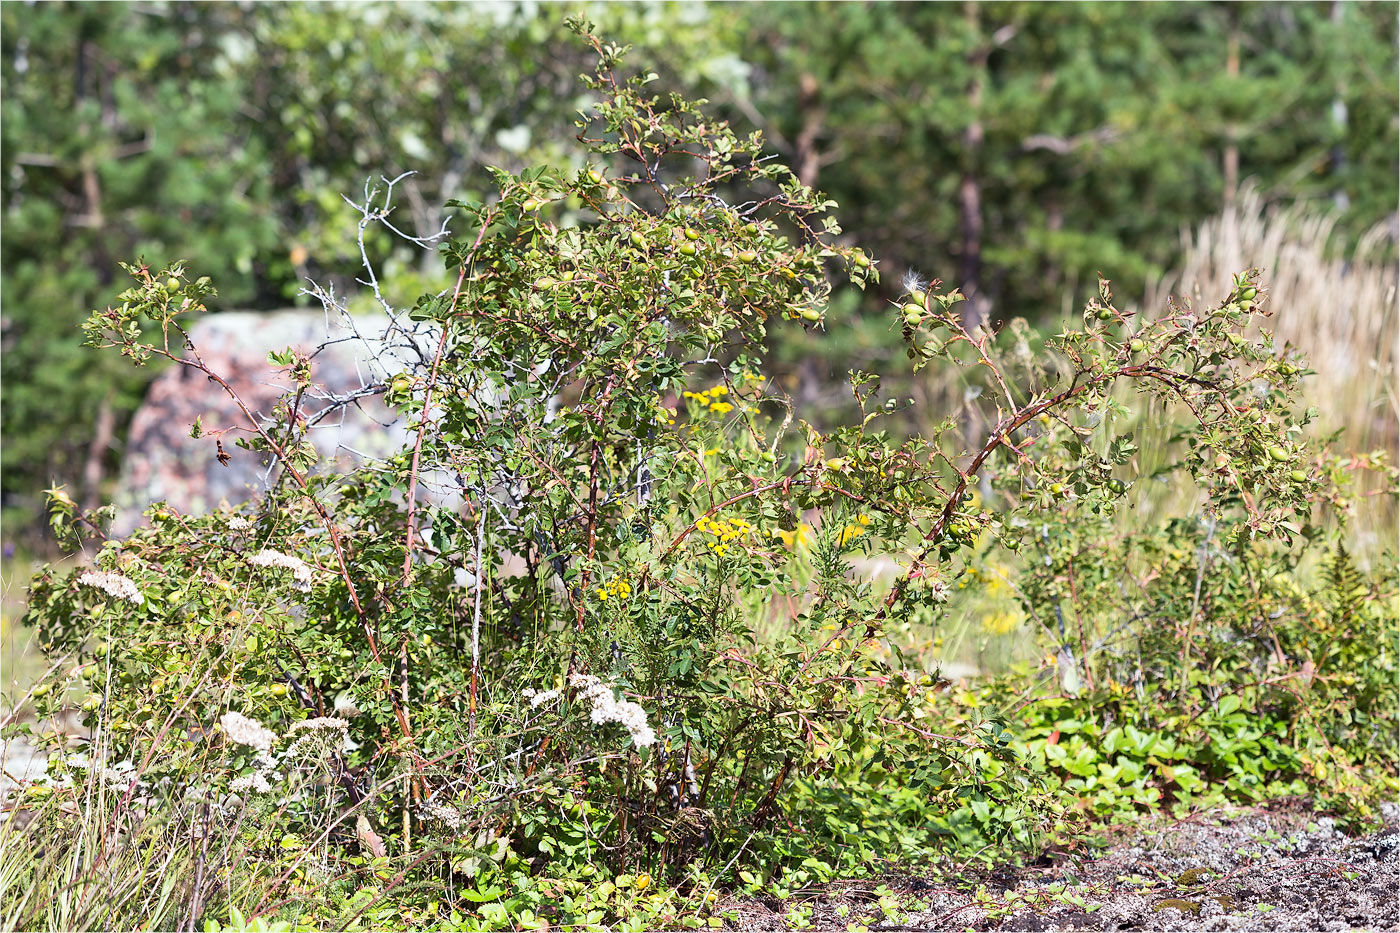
[{"xmin": 1146, "ymin": 185, "xmax": 1398, "ymax": 455}]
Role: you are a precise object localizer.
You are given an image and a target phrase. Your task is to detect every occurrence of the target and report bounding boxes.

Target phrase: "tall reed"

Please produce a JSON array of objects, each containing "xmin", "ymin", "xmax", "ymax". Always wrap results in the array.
[
  {"xmin": 1147, "ymin": 185, "xmax": 1397, "ymax": 456},
  {"xmin": 1131, "ymin": 186, "xmax": 1397, "ymax": 555}
]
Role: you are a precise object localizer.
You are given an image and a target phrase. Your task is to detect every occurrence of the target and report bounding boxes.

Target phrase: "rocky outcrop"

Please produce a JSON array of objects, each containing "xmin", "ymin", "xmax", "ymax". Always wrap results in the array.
[{"xmin": 113, "ymin": 309, "xmax": 416, "ymax": 534}]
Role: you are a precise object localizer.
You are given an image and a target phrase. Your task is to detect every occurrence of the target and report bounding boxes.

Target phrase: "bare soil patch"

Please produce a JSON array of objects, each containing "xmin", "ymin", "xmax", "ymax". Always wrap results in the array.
[{"xmin": 728, "ymin": 800, "xmax": 1398, "ymax": 931}]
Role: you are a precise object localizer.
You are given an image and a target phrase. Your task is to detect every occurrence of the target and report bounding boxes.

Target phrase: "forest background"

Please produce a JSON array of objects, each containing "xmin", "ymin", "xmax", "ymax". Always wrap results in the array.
[
  {"xmin": 2, "ymin": 0, "xmax": 1396, "ymax": 550},
  {"xmin": 1, "ymin": 7, "xmax": 1397, "ymax": 931}
]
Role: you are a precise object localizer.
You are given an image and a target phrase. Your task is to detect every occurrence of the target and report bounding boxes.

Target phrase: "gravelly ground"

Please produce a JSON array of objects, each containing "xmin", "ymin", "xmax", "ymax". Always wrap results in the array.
[{"xmin": 728, "ymin": 800, "xmax": 1398, "ymax": 932}]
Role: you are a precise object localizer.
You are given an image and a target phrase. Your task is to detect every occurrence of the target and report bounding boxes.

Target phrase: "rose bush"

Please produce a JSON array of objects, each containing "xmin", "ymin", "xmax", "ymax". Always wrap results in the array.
[{"xmin": 10, "ymin": 21, "xmax": 1387, "ymax": 931}]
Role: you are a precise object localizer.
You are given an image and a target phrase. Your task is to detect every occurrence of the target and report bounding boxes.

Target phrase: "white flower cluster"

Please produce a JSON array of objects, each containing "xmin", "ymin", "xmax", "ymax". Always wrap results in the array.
[
  {"xmin": 99, "ymin": 765, "xmax": 135, "ymax": 790},
  {"xmin": 230, "ymin": 770, "xmax": 276, "ymax": 795},
  {"xmin": 63, "ymin": 754, "xmax": 135, "ymax": 791},
  {"xmin": 521, "ymin": 687, "xmax": 560, "ymax": 709},
  {"xmin": 421, "ymin": 800, "xmax": 466, "ymax": 832},
  {"xmin": 226, "ymin": 516, "xmax": 253, "ymax": 532},
  {"xmin": 568, "ymin": 674, "xmax": 655, "ymax": 748},
  {"xmin": 285, "ymin": 716, "xmax": 349, "ymax": 759},
  {"xmin": 218, "ymin": 712, "xmax": 357, "ymax": 798},
  {"xmin": 220, "ymin": 711, "xmax": 278, "ymax": 751},
  {"xmin": 288, "ymin": 716, "xmax": 350, "ymax": 734},
  {"xmin": 229, "ymin": 747, "xmax": 282, "ymax": 797},
  {"xmin": 248, "ymin": 549, "xmax": 314, "ymax": 592},
  {"xmin": 77, "ymin": 570, "xmax": 144, "ymax": 606}
]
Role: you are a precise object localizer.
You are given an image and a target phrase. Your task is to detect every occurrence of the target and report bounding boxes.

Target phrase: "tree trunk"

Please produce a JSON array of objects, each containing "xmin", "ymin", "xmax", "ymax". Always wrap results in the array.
[
  {"xmin": 82, "ymin": 399, "xmax": 115, "ymax": 512},
  {"xmin": 1330, "ymin": 0, "xmax": 1351, "ymax": 212},
  {"xmin": 959, "ymin": 2, "xmax": 993, "ymax": 458},
  {"xmin": 959, "ymin": 1, "xmax": 989, "ymax": 333},
  {"xmin": 793, "ymin": 72, "xmax": 825, "ymax": 189},
  {"xmin": 1223, "ymin": 17, "xmax": 1241, "ymax": 209}
]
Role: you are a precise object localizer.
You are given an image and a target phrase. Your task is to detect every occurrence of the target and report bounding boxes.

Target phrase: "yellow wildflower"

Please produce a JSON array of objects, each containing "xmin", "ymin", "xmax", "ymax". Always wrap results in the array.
[
  {"xmin": 983, "ymin": 564, "xmax": 1012, "ymax": 597},
  {"xmin": 979, "ymin": 611, "xmax": 1023, "ymax": 636},
  {"xmin": 772, "ymin": 522, "xmax": 813, "ymax": 549},
  {"xmin": 595, "ymin": 575, "xmax": 633, "ymax": 602},
  {"xmin": 696, "ymin": 515, "xmax": 753, "ymax": 553}
]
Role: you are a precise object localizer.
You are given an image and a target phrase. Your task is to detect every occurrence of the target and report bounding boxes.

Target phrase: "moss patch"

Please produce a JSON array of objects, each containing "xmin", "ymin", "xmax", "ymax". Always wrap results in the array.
[
  {"xmin": 1153, "ymin": 898, "xmax": 1203, "ymax": 915},
  {"xmin": 1175, "ymin": 867, "xmax": 1211, "ymax": 886}
]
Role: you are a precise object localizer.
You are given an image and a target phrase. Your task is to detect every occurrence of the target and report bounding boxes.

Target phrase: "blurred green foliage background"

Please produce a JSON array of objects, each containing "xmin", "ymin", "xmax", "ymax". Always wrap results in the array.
[{"xmin": 2, "ymin": 0, "xmax": 1396, "ymax": 547}]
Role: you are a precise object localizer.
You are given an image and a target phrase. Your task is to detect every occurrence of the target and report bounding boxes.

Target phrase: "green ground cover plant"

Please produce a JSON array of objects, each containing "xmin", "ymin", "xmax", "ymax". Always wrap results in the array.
[{"xmin": 5, "ymin": 23, "xmax": 1394, "ymax": 932}]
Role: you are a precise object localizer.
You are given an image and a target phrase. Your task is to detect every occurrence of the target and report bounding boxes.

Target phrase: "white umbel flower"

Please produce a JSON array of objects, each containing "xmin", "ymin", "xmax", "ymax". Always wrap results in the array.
[
  {"xmin": 229, "ymin": 751, "xmax": 281, "ymax": 797},
  {"xmin": 248, "ymin": 549, "xmax": 314, "ymax": 592},
  {"xmin": 226, "ymin": 516, "xmax": 253, "ymax": 532},
  {"xmin": 230, "ymin": 771, "xmax": 275, "ymax": 795},
  {"xmin": 64, "ymin": 754, "xmax": 136, "ymax": 791},
  {"xmin": 219, "ymin": 711, "xmax": 278, "ymax": 751},
  {"xmin": 77, "ymin": 571, "xmax": 144, "ymax": 606},
  {"xmin": 421, "ymin": 800, "xmax": 466, "ymax": 832},
  {"xmin": 522, "ymin": 687, "xmax": 560, "ymax": 709},
  {"xmin": 568, "ymin": 674, "xmax": 656, "ymax": 748},
  {"xmin": 100, "ymin": 767, "xmax": 133, "ymax": 790},
  {"xmin": 285, "ymin": 716, "xmax": 349, "ymax": 759},
  {"xmin": 288, "ymin": 717, "xmax": 349, "ymax": 734}
]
